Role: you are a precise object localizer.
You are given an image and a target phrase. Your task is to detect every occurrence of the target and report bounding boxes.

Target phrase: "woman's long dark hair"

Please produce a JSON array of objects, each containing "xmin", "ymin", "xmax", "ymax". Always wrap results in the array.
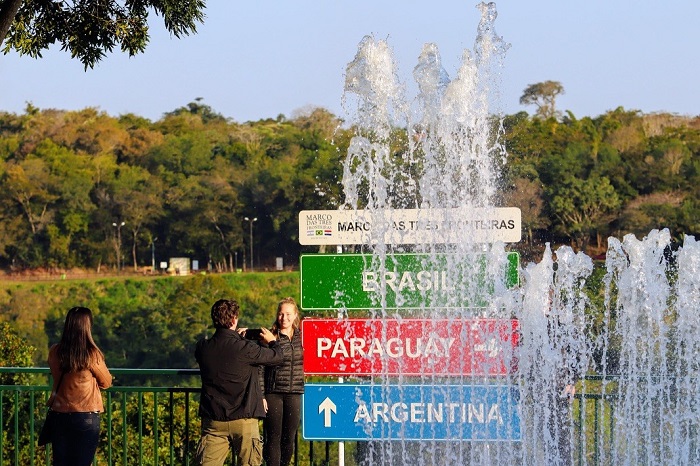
[{"xmin": 57, "ymin": 307, "xmax": 104, "ymax": 372}]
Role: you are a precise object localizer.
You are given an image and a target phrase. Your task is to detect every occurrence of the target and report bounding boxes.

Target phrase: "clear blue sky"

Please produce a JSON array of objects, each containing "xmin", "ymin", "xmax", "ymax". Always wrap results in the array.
[{"xmin": 1, "ymin": 1, "xmax": 698, "ymax": 123}]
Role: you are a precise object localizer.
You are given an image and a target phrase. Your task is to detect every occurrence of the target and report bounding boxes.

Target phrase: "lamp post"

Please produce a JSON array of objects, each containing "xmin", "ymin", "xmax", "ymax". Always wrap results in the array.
[
  {"xmin": 112, "ymin": 221, "xmax": 125, "ymax": 272},
  {"xmin": 150, "ymin": 237, "xmax": 158, "ymax": 273},
  {"xmin": 243, "ymin": 216, "xmax": 257, "ymax": 272}
]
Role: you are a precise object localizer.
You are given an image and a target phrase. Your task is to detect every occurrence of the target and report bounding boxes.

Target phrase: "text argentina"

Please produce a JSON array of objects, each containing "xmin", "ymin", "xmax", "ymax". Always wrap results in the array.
[{"xmin": 354, "ymin": 401, "xmax": 504, "ymax": 424}]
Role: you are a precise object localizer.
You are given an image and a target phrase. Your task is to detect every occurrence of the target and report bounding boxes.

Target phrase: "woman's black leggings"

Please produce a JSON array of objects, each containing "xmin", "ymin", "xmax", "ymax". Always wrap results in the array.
[{"xmin": 263, "ymin": 393, "xmax": 301, "ymax": 466}]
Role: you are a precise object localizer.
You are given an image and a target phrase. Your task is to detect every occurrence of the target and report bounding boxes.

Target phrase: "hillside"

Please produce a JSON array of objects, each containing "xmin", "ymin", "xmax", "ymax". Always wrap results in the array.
[{"xmin": 0, "ymin": 271, "xmax": 300, "ymax": 367}]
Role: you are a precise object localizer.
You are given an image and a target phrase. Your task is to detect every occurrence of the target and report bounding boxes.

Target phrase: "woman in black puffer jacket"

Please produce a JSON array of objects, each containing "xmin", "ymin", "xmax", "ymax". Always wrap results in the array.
[{"xmin": 263, "ymin": 297, "xmax": 304, "ymax": 466}]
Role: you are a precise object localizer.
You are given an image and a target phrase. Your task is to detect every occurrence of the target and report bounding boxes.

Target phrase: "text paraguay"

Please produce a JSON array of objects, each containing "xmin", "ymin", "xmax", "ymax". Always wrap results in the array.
[{"xmin": 317, "ymin": 336, "xmax": 455, "ymax": 359}]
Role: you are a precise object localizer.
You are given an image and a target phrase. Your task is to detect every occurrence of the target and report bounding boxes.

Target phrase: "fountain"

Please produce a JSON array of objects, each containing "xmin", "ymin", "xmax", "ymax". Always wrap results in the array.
[{"xmin": 336, "ymin": 2, "xmax": 700, "ymax": 465}]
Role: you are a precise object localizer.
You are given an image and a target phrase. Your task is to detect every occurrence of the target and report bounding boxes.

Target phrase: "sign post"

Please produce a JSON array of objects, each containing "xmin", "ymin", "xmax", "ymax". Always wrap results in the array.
[{"xmin": 297, "ymin": 207, "xmax": 523, "ymax": 452}]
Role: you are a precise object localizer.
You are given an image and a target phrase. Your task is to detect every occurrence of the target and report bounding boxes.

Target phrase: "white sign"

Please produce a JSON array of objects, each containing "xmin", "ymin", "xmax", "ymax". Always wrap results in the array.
[{"xmin": 298, "ymin": 208, "xmax": 521, "ymax": 245}]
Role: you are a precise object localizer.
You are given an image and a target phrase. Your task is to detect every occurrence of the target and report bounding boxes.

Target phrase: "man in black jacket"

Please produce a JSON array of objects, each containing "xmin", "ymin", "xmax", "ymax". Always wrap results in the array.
[{"xmin": 195, "ymin": 299, "xmax": 284, "ymax": 466}]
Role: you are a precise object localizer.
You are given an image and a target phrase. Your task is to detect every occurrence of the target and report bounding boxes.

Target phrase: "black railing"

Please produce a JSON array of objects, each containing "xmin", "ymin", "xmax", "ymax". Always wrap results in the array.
[
  {"xmin": 0, "ymin": 367, "xmax": 345, "ymax": 466},
  {"xmin": 1, "ymin": 367, "xmax": 617, "ymax": 465}
]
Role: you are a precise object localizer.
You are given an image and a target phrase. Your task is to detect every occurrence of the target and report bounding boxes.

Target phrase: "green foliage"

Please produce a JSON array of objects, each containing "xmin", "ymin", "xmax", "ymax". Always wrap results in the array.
[
  {"xmin": 2, "ymin": 0, "xmax": 206, "ymax": 69},
  {"xmin": 547, "ymin": 175, "xmax": 621, "ymax": 250},
  {"xmin": 519, "ymin": 80, "xmax": 565, "ymax": 119},
  {"xmin": 0, "ymin": 105, "xmax": 349, "ymax": 271},
  {"xmin": 0, "ymin": 272, "xmax": 300, "ymax": 368},
  {"xmin": 104, "ymin": 391, "xmax": 201, "ymax": 465},
  {"xmin": 0, "ymin": 286, "xmax": 52, "ymax": 363},
  {"xmin": 0, "ymin": 103, "xmax": 699, "ymax": 269},
  {"xmin": 504, "ymin": 109, "xmax": 700, "ymax": 249},
  {"xmin": 0, "ymin": 321, "xmax": 35, "ymax": 383},
  {"xmin": 0, "ymin": 323, "xmax": 40, "ymax": 464}
]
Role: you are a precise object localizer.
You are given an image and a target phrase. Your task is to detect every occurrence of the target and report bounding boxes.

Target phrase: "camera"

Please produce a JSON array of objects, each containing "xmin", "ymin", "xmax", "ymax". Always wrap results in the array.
[{"xmin": 245, "ymin": 328, "xmax": 262, "ymax": 340}]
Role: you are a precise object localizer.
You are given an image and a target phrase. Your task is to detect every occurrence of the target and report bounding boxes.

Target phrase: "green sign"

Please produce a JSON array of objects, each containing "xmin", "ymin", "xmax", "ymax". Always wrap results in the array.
[{"xmin": 300, "ymin": 253, "xmax": 519, "ymax": 310}]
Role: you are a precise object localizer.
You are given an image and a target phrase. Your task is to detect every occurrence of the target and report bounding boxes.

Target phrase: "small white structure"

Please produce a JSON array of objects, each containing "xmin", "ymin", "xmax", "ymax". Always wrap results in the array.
[{"xmin": 168, "ymin": 257, "xmax": 190, "ymax": 275}]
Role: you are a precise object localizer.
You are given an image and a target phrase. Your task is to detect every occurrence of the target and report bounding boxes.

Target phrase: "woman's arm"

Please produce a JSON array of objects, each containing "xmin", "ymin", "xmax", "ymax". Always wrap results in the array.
[{"xmin": 91, "ymin": 356, "xmax": 113, "ymax": 389}]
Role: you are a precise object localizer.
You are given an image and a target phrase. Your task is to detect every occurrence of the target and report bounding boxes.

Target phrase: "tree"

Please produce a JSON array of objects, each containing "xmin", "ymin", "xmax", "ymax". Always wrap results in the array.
[
  {"xmin": 0, "ymin": 322, "xmax": 35, "ymax": 384},
  {"xmin": 547, "ymin": 175, "xmax": 621, "ymax": 251},
  {"xmin": 191, "ymin": 163, "xmax": 244, "ymax": 272},
  {"xmin": 520, "ymin": 80, "xmax": 565, "ymax": 119},
  {"xmin": 2, "ymin": 156, "xmax": 58, "ymax": 264},
  {"xmin": 618, "ymin": 191, "xmax": 689, "ymax": 240},
  {"xmin": 503, "ymin": 176, "xmax": 549, "ymax": 247},
  {"xmin": 165, "ymin": 98, "xmax": 227, "ymax": 124},
  {"xmin": 1, "ymin": 0, "xmax": 205, "ymax": 69},
  {"xmin": 110, "ymin": 165, "xmax": 164, "ymax": 271}
]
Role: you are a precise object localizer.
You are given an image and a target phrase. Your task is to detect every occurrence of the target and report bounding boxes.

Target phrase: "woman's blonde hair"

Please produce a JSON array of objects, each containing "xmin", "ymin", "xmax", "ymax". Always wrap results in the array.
[{"xmin": 271, "ymin": 297, "xmax": 300, "ymax": 334}]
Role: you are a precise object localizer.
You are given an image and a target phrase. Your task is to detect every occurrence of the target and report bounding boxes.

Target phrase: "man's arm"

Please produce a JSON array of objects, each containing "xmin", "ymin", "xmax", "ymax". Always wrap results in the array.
[{"xmin": 241, "ymin": 339, "xmax": 284, "ymax": 366}]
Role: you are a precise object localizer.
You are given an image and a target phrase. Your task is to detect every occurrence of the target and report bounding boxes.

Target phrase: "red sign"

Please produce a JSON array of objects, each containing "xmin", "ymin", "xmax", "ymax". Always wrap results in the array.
[{"xmin": 301, "ymin": 318, "xmax": 519, "ymax": 376}]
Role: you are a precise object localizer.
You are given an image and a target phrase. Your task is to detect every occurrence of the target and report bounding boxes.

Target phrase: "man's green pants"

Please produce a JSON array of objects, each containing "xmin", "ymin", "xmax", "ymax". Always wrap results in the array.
[{"xmin": 195, "ymin": 417, "xmax": 263, "ymax": 466}]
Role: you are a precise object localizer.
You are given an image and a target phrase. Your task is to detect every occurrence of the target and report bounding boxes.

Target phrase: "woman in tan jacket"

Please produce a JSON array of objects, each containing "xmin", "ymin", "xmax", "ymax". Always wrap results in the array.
[{"xmin": 47, "ymin": 306, "xmax": 112, "ymax": 466}]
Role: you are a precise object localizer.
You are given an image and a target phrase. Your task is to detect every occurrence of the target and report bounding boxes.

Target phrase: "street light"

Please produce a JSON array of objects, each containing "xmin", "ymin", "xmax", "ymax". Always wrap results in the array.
[
  {"xmin": 150, "ymin": 237, "xmax": 158, "ymax": 273},
  {"xmin": 112, "ymin": 221, "xmax": 126, "ymax": 272},
  {"xmin": 243, "ymin": 216, "xmax": 257, "ymax": 272}
]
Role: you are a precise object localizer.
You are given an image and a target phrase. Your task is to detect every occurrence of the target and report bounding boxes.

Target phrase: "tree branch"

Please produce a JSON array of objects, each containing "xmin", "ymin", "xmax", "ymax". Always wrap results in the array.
[{"xmin": 0, "ymin": 0, "xmax": 23, "ymax": 48}]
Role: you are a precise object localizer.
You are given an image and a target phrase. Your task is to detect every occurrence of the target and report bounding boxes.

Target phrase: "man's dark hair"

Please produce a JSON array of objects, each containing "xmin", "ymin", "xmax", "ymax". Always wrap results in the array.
[{"xmin": 211, "ymin": 299, "xmax": 240, "ymax": 329}]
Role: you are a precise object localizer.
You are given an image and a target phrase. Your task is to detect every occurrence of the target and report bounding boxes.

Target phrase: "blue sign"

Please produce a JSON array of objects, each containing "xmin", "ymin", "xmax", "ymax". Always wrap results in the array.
[{"xmin": 303, "ymin": 383, "xmax": 520, "ymax": 441}]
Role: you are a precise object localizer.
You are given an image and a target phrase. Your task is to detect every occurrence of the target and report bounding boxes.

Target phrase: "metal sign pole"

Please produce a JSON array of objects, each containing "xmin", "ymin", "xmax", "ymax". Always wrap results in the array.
[{"xmin": 336, "ymin": 244, "xmax": 345, "ymax": 466}]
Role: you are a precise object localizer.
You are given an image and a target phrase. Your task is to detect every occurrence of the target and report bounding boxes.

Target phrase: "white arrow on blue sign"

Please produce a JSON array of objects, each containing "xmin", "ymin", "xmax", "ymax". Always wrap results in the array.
[
  {"xmin": 318, "ymin": 397, "xmax": 336, "ymax": 427},
  {"xmin": 303, "ymin": 384, "xmax": 521, "ymax": 441}
]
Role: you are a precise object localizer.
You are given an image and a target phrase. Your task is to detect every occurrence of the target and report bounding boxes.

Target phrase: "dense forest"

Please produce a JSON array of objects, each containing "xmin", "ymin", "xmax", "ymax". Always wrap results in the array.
[
  {"xmin": 0, "ymin": 102, "xmax": 699, "ymax": 273},
  {"xmin": 0, "ymin": 103, "xmax": 346, "ymax": 273},
  {"xmin": 0, "ymin": 272, "xmax": 300, "ymax": 368}
]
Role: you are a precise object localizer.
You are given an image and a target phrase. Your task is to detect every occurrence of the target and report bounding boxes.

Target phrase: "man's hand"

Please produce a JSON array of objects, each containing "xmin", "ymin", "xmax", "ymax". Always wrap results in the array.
[
  {"xmin": 260, "ymin": 327, "xmax": 277, "ymax": 344},
  {"xmin": 263, "ymin": 398, "xmax": 268, "ymax": 413}
]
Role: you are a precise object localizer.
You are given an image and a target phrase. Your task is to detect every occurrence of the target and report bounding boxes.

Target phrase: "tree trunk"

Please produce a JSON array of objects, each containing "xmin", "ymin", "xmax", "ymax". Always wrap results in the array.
[
  {"xmin": 0, "ymin": 0, "xmax": 23, "ymax": 47},
  {"xmin": 132, "ymin": 240, "xmax": 138, "ymax": 271},
  {"xmin": 131, "ymin": 230, "xmax": 139, "ymax": 271}
]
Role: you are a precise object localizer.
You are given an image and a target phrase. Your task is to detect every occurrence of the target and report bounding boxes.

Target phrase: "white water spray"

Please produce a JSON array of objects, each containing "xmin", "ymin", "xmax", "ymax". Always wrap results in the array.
[{"xmin": 338, "ymin": 2, "xmax": 700, "ymax": 465}]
